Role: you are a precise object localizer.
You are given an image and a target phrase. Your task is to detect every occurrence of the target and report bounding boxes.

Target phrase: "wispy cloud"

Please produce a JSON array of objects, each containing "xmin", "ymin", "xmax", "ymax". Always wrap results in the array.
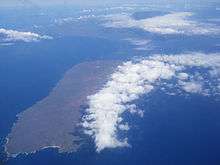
[
  {"xmin": 82, "ymin": 52, "xmax": 220, "ymax": 152},
  {"xmin": 54, "ymin": 15, "xmax": 97, "ymax": 25},
  {"xmin": 124, "ymin": 38, "xmax": 152, "ymax": 51},
  {"xmin": 103, "ymin": 12, "xmax": 220, "ymax": 35},
  {"xmin": 0, "ymin": 28, "xmax": 52, "ymax": 43},
  {"xmin": 125, "ymin": 38, "xmax": 150, "ymax": 46}
]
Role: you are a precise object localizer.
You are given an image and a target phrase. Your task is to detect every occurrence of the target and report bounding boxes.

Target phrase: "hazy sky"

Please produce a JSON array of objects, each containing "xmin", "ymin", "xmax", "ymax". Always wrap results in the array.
[
  {"xmin": 0, "ymin": 0, "xmax": 140, "ymax": 6},
  {"xmin": 0, "ymin": 0, "xmax": 218, "ymax": 7}
]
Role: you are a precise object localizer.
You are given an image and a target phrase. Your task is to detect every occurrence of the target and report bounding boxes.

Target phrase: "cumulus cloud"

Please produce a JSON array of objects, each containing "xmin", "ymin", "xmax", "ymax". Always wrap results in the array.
[
  {"xmin": 82, "ymin": 52, "xmax": 220, "ymax": 152},
  {"xmin": 0, "ymin": 28, "xmax": 52, "ymax": 42},
  {"xmin": 102, "ymin": 12, "xmax": 220, "ymax": 35}
]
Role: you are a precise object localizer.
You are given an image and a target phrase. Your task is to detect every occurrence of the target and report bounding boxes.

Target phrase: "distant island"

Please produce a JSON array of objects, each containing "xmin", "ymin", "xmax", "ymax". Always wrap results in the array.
[{"xmin": 5, "ymin": 60, "xmax": 119, "ymax": 157}]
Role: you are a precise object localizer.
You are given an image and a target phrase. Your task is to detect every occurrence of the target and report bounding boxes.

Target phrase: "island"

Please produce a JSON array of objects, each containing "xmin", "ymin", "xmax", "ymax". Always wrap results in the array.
[{"xmin": 5, "ymin": 60, "xmax": 119, "ymax": 157}]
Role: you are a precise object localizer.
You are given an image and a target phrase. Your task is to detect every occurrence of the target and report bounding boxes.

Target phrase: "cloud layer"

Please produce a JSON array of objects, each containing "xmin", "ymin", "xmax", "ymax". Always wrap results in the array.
[
  {"xmin": 103, "ymin": 12, "xmax": 220, "ymax": 35},
  {"xmin": 82, "ymin": 52, "xmax": 220, "ymax": 152},
  {"xmin": 0, "ymin": 28, "xmax": 52, "ymax": 42}
]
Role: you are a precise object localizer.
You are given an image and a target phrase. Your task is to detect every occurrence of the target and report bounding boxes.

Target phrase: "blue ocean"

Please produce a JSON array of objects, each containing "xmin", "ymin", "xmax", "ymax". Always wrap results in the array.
[{"xmin": 0, "ymin": 1, "xmax": 220, "ymax": 165}]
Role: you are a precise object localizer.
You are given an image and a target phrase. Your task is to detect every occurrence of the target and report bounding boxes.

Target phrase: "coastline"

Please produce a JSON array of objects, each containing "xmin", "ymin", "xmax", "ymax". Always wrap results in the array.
[{"xmin": 4, "ymin": 60, "xmax": 120, "ymax": 158}]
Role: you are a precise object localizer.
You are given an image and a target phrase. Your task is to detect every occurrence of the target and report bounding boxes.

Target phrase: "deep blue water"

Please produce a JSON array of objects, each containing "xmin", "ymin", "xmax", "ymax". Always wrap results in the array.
[
  {"xmin": 0, "ymin": 35, "xmax": 132, "ymax": 161},
  {"xmin": 1, "ymin": 2, "xmax": 220, "ymax": 165},
  {"xmin": 4, "ymin": 93, "xmax": 220, "ymax": 165}
]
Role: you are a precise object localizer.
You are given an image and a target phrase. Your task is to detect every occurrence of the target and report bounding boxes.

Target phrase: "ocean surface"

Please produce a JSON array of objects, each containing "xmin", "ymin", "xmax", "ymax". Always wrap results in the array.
[{"xmin": 0, "ymin": 1, "xmax": 220, "ymax": 164}]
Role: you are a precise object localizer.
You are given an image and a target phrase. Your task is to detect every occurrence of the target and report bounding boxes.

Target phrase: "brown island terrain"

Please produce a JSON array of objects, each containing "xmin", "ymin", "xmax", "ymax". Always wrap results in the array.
[{"xmin": 5, "ymin": 60, "xmax": 120, "ymax": 157}]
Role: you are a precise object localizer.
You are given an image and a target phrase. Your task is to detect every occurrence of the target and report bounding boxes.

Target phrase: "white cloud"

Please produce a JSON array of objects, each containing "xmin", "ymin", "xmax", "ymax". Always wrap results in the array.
[
  {"xmin": 118, "ymin": 123, "xmax": 130, "ymax": 131},
  {"xmin": 179, "ymin": 81, "xmax": 202, "ymax": 93},
  {"xmin": 103, "ymin": 12, "xmax": 220, "ymax": 35},
  {"xmin": 176, "ymin": 72, "xmax": 189, "ymax": 80},
  {"xmin": 0, "ymin": 28, "xmax": 52, "ymax": 42},
  {"xmin": 54, "ymin": 15, "xmax": 97, "ymax": 25},
  {"xmin": 82, "ymin": 52, "xmax": 220, "ymax": 152}
]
